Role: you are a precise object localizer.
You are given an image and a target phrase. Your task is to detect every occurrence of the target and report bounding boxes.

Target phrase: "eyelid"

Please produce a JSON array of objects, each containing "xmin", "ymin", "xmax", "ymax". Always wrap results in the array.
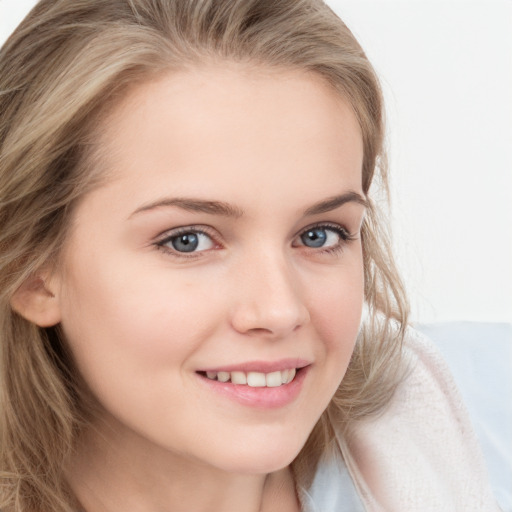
[
  {"xmin": 294, "ymin": 221, "xmax": 356, "ymax": 242},
  {"xmin": 292, "ymin": 221, "xmax": 358, "ymax": 257},
  {"xmin": 155, "ymin": 224, "xmax": 216, "ymax": 241},
  {"xmin": 154, "ymin": 225, "xmax": 221, "ymax": 256}
]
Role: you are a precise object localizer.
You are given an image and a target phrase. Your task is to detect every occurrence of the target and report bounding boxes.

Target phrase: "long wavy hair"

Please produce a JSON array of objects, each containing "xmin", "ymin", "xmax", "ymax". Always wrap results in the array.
[{"xmin": 0, "ymin": 0, "xmax": 409, "ymax": 510}]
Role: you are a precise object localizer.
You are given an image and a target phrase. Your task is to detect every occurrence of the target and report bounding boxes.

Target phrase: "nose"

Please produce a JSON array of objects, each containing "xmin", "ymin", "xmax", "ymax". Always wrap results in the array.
[{"xmin": 229, "ymin": 251, "xmax": 310, "ymax": 339}]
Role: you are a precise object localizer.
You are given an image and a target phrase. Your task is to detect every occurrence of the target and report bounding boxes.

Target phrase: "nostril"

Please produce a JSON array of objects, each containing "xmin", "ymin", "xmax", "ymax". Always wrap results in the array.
[{"xmin": 246, "ymin": 327, "xmax": 274, "ymax": 335}]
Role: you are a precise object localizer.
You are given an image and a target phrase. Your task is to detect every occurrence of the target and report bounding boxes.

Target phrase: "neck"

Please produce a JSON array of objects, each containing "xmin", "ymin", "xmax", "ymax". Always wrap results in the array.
[{"xmin": 65, "ymin": 418, "xmax": 300, "ymax": 512}]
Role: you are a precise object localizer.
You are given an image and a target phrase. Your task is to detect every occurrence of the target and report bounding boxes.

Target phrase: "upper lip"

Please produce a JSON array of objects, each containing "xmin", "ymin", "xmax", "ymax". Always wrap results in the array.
[{"xmin": 197, "ymin": 358, "xmax": 311, "ymax": 373}]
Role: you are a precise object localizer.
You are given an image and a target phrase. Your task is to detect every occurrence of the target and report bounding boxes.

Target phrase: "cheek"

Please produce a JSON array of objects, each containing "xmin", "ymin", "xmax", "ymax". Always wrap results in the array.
[
  {"xmin": 57, "ymin": 259, "xmax": 219, "ymax": 393},
  {"xmin": 311, "ymin": 258, "xmax": 364, "ymax": 341},
  {"xmin": 57, "ymin": 267, "xmax": 225, "ymax": 444},
  {"xmin": 306, "ymin": 257, "xmax": 364, "ymax": 398}
]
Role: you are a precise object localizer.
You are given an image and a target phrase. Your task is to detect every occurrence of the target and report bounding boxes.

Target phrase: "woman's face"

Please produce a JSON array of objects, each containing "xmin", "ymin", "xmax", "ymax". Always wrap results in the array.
[{"xmin": 53, "ymin": 65, "xmax": 366, "ymax": 474}]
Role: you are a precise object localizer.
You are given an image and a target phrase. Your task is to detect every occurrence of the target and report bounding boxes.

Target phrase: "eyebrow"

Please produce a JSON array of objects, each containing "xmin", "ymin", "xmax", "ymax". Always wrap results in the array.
[
  {"xmin": 129, "ymin": 198, "xmax": 244, "ymax": 219},
  {"xmin": 303, "ymin": 191, "xmax": 369, "ymax": 215},
  {"xmin": 129, "ymin": 191, "xmax": 368, "ymax": 219}
]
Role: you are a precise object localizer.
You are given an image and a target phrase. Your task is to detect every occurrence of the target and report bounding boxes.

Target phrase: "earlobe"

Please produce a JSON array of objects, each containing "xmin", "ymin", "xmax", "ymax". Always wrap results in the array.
[{"xmin": 10, "ymin": 274, "xmax": 62, "ymax": 327}]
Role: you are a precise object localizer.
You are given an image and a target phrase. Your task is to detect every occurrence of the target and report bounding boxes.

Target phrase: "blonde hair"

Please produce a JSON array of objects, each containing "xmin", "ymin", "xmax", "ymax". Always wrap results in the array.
[{"xmin": 0, "ymin": 0, "xmax": 408, "ymax": 509}]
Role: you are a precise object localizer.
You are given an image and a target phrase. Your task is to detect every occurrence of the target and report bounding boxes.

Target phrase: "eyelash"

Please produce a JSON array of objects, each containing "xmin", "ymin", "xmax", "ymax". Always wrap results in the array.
[
  {"xmin": 298, "ymin": 222, "xmax": 357, "ymax": 256},
  {"xmin": 155, "ymin": 225, "xmax": 218, "ymax": 259},
  {"xmin": 154, "ymin": 222, "xmax": 357, "ymax": 259}
]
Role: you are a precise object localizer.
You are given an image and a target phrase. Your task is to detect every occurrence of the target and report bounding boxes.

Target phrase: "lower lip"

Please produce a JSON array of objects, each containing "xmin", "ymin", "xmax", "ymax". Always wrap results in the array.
[{"xmin": 197, "ymin": 367, "xmax": 309, "ymax": 409}]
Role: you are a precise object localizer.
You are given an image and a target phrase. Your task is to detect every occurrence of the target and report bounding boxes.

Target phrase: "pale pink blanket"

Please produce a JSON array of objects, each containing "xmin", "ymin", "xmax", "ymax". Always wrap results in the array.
[{"xmin": 336, "ymin": 329, "xmax": 501, "ymax": 511}]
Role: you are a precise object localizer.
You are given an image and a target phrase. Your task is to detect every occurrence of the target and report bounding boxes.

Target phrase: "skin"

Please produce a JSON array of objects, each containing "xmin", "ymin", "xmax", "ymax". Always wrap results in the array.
[{"xmin": 48, "ymin": 64, "xmax": 366, "ymax": 512}]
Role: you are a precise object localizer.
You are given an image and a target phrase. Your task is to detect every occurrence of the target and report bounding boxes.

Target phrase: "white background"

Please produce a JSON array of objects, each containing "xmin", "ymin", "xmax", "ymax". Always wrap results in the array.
[{"xmin": 1, "ymin": 0, "xmax": 511, "ymax": 324}]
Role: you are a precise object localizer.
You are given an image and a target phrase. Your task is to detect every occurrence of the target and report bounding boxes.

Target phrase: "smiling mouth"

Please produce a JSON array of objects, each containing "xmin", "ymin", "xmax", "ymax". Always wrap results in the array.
[{"xmin": 197, "ymin": 368, "xmax": 297, "ymax": 388}]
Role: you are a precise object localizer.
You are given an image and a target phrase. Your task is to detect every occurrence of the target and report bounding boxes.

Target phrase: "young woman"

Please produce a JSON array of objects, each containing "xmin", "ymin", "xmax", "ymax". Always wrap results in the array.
[{"xmin": 0, "ymin": 1, "xmax": 499, "ymax": 511}]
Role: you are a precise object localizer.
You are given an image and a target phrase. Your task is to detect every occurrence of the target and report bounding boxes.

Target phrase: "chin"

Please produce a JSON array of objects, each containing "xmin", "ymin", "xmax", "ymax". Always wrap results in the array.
[
  {"xmin": 210, "ymin": 430, "xmax": 309, "ymax": 475},
  {"xmin": 219, "ymin": 454, "xmax": 297, "ymax": 476}
]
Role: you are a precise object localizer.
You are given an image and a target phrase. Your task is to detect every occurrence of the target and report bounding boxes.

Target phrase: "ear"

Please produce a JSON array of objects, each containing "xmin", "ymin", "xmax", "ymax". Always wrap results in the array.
[{"xmin": 10, "ymin": 272, "xmax": 62, "ymax": 327}]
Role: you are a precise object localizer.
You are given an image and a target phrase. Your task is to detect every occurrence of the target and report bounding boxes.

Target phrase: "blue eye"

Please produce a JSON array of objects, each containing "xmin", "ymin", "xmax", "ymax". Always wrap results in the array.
[
  {"xmin": 301, "ymin": 228, "xmax": 328, "ymax": 248},
  {"xmin": 158, "ymin": 230, "xmax": 215, "ymax": 254},
  {"xmin": 171, "ymin": 233, "xmax": 199, "ymax": 252},
  {"xmin": 299, "ymin": 226, "xmax": 347, "ymax": 249}
]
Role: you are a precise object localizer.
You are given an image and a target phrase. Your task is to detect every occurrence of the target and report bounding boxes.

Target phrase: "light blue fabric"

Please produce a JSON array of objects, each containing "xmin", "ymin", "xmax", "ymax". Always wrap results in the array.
[{"xmin": 299, "ymin": 444, "xmax": 365, "ymax": 512}]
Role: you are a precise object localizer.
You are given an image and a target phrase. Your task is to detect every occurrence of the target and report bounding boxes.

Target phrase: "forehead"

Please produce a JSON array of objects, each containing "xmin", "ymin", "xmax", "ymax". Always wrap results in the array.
[{"xmin": 91, "ymin": 64, "xmax": 364, "ymax": 211}]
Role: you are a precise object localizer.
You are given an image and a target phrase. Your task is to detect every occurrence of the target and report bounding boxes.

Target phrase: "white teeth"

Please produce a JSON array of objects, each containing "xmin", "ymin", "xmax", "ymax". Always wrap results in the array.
[
  {"xmin": 203, "ymin": 368, "xmax": 298, "ymax": 387},
  {"xmin": 217, "ymin": 371, "xmax": 230, "ymax": 382},
  {"xmin": 265, "ymin": 371, "xmax": 282, "ymax": 387},
  {"xmin": 231, "ymin": 371, "xmax": 247, "ymax": 385},
  {"xmin": 247, "ymin": 372, "xmax": 267, "ymax": 387}
]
